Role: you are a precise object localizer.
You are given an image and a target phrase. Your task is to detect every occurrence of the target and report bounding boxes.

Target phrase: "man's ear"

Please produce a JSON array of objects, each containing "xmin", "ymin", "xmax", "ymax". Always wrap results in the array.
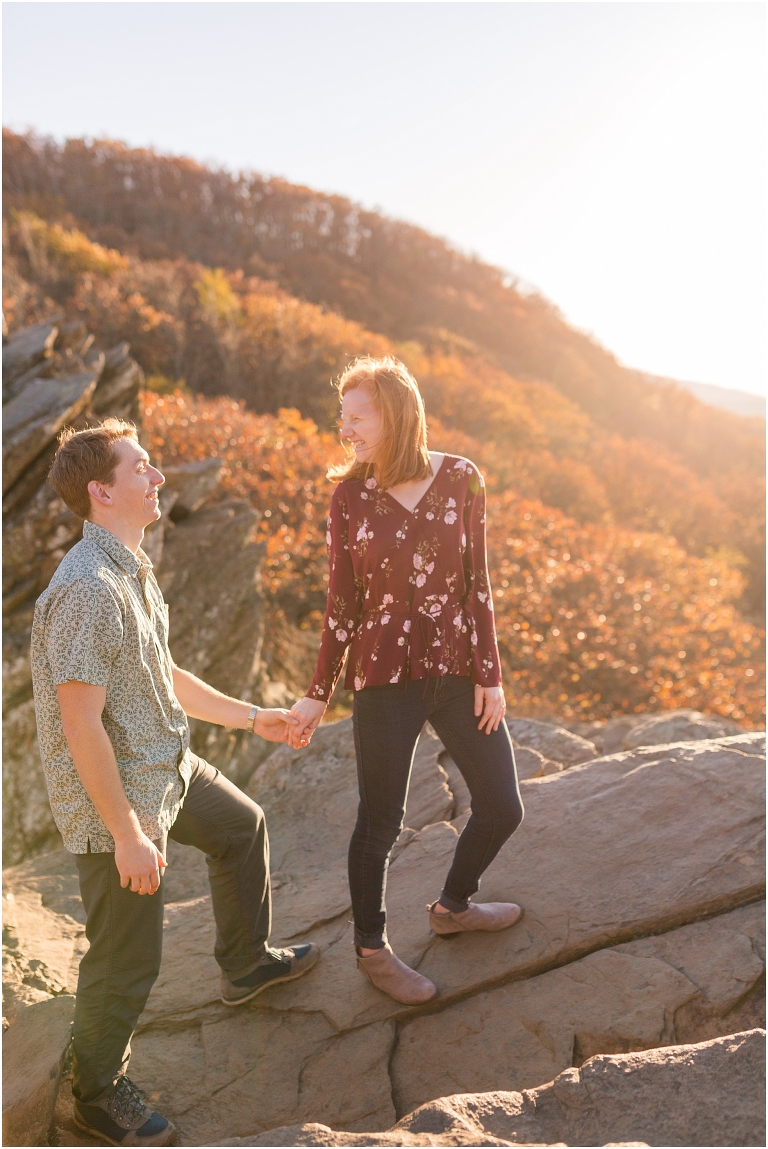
[{"xmin": 87, "ymin": 479, "xmax": 112, "ymax": 508}]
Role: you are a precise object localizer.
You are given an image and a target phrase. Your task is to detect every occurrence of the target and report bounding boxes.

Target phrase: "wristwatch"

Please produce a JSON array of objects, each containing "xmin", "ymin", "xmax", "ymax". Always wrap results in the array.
[{"xmin": 245, "ymin": 704, "xmax": 259, "ymax": 734}]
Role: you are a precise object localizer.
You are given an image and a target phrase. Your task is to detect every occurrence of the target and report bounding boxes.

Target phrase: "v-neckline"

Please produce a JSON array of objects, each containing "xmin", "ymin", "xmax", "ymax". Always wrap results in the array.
[{"xmin": 382, "ymin": 454, "xmax": 447, "ymax": 515}]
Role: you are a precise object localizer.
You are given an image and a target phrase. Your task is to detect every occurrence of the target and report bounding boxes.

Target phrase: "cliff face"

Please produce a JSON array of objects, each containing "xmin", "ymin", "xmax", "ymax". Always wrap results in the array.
[{"xmin": 1, "ymin": 320, "xmax": 272, "ymax": 865}]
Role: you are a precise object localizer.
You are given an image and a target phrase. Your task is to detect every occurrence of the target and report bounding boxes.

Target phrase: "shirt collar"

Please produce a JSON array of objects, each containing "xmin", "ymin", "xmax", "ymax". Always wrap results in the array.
[{"xmin": 83, "ymin": 521, "xmax": 153, "ymax": 578}]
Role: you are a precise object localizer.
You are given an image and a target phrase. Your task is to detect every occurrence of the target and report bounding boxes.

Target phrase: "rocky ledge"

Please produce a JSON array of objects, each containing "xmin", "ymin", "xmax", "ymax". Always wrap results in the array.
[{"xmin": 2, "ymin": 718, "xmax": 764, "ymax": 1146}]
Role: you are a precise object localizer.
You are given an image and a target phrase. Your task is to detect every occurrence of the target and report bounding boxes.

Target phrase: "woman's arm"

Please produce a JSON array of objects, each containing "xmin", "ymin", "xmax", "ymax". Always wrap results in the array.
[
  {"xmin": 291, "ymin": 485, "xmax": 361, "ymax": 746},
  {"xmin": 463, "ymin": 465, "xmax": 506, "ymax": 732}
]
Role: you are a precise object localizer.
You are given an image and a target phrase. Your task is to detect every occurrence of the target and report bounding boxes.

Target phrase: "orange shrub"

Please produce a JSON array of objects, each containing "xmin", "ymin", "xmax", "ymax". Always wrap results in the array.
[{"xmin": 144, "ymin": 390, "xmax": 764, "ymax": 726}]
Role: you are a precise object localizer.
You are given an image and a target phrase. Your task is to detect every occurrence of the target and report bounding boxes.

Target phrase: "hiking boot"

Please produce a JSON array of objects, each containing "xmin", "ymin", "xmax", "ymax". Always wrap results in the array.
[
  {"xmin": 428, "ymin": 899, "xmax": 523, "ymax": 937},
  {"xmin": 72, "ymin": 1075, "xmax": 176, "ymax": 1146},
  {"xmin": 356, "ymin": 943, "xmax": 437, "ymax": 1004},
  {"xmin": 221, "ymin": 942, "xmax": 320, "ymax": 1005}
]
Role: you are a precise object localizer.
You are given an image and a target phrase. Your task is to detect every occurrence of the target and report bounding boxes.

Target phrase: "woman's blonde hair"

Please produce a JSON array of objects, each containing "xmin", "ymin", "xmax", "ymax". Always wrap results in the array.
[{"xmin": 328, "ymin": 356, "xmax": 431, "ymax": 488}]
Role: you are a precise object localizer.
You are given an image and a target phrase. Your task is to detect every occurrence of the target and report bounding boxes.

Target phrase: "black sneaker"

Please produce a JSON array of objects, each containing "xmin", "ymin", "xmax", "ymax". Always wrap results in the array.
[
  {"xmin": 221, "ymin": 942, "xmax": 320, "ymax": 1005},
  {"xmin": 72, "ymin": 1075, "xmax": 176, "ymax": 1146}
]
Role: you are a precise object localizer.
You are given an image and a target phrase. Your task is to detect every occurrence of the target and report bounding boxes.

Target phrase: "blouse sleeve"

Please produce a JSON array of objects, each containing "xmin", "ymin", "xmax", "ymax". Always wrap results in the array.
[
  {"xmin": 307, "ymin": 485, "xmax": 362, "ymax": 702},
  {"xmin": 462, "ymin": 465, "xmax": 502, "ymax": 687}
]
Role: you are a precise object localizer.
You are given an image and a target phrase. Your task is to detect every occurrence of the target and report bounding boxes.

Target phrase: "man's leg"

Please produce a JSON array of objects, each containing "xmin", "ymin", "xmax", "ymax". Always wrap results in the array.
[
  {"xmin": 72, "ymin": 847, "xmax": 165, "ymax": 1104},
  {"xmin": 168, "ymin": 755, "xmax": 318, "ymax": 1004},
  {"xmin": 168, "ymin": 755, "xmax": 271, "ymax": 969}
]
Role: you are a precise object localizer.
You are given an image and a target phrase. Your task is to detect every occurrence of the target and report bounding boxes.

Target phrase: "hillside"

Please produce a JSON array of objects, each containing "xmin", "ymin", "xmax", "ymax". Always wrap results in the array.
[
  {"xmin": 4, "ymin": 132, "xmax": 763, "ymax": 478},
  {"xmin": 2, "ymin": 129, "xmax": 764, "ymax": 727}
]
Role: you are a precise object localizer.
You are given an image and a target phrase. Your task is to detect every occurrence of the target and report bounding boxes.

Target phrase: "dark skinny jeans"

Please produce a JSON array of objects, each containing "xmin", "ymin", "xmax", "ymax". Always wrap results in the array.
[{"xmin": 349, "ymin": 674, "xmax": 524, "ymax": 949}]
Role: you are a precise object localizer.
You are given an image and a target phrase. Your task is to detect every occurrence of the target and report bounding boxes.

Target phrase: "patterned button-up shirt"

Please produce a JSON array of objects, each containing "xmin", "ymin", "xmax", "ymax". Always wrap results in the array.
[{"xmin": 31, "ymin": 521, "xmax": 192, "ymax": 853}]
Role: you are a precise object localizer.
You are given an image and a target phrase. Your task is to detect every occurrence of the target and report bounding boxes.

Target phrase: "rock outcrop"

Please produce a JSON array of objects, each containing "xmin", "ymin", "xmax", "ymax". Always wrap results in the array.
[
  {"xmin": 570, "ymin": 709, "xmax": 743, "ymax": 757},
  {"xmin": 2, "ymin": 995, "xmax": 75, "ymax": 1148},
  {"xmin": 2, "ymin": 323, "xmax": 144, "ymax": 864},
  {"xmin": 221, "ymin": 1030, "xmax": 765, "ymax": 1147},
  {"xmin": 4, "ymin": 720, "xmax": 763, "ymax": 1146},
  {"xmin": 1, "ymin": 321, "xmax": 270, "ymax": 864}
]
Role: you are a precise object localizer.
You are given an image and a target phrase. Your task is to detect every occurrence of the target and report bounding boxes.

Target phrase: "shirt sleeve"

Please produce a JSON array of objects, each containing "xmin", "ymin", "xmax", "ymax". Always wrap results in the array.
[
  {"xmin": 45, "ymin": 578, "xmax": 124, "ymax": 687},
  {"xmin": 308, "ymin": 485, "xmax": 363, "ymax": 701},
  {"xmin": 462, "ymin": 465, "xmax": 502, "ymax": 687}
]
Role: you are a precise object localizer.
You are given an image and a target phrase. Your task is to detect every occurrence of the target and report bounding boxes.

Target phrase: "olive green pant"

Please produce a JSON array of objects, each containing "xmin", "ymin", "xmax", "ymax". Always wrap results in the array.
[{"xmin": 71, "ymin": 755, "xmax": 271, "ymax": 1102}]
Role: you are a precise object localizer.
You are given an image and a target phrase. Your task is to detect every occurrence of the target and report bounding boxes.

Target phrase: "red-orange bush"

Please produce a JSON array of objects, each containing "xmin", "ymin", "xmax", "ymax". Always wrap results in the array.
[{"xmin": 143, "ymin": 390, "xmax": 764, "ymax": 725}]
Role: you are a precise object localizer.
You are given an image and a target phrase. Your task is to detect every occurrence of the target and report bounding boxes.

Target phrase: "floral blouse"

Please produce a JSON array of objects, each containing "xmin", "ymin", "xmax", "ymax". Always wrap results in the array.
[{"xmin": 308, "ymin": 454, "xmax": 502, "ymax": 699}]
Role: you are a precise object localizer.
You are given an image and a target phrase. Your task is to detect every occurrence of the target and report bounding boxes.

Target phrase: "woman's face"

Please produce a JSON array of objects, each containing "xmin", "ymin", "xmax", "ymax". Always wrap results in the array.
[{"xmin": 339, "ymin": 386, "xmax": 383, "ymax": 466}]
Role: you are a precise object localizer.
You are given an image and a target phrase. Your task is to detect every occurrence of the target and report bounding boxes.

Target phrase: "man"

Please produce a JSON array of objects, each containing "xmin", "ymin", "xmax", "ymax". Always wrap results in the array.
[{"xmin": 31, "ymin": 418, "xmax": 318, "ymax": 1148}]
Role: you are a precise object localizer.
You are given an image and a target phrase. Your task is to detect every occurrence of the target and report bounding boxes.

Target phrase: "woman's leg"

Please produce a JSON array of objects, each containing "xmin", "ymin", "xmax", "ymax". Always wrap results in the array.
[
  {"xmin": 349, "ymin": 681, "xmax": 433, "ymax": 950},
  {"xmin": 429, "ymin": 676, "xmax": 524, "ymax": 911}
]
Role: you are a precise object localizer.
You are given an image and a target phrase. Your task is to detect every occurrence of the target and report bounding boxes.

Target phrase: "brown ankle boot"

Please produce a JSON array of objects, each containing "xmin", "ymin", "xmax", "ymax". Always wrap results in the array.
[
  {"xmin": 356, "ymin": 944, "xmax": 437, "ymax": 1004},
  {"xmin": 428, "ymin": 900, "xmax": 523, "ymax": 937}
]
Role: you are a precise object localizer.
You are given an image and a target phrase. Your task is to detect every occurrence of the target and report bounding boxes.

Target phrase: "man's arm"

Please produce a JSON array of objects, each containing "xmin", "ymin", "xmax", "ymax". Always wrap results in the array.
[
  {"xmin": 171, "ymin": 665, "xmax": 299, "ymax": 743},
  {"xmin": 56, "ymin": 681, "xmax": 165, "ymax": 895}
]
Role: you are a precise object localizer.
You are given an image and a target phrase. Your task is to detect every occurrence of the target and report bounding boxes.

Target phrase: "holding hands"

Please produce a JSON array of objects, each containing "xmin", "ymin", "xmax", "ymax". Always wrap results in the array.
[
  {"xmin": 252, "ymin": 707, "xmax": 302, "ymax": 743},
  {"xmin": 285, "ymin": 687, "xmax": 503, "ymax": 751},
  {"xmin": 288, "ymin": 696, "xmax": 327, "ymax": 749}
]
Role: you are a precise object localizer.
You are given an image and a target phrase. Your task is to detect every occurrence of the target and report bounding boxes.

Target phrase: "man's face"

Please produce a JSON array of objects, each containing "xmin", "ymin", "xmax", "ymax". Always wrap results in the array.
[{"xmin": 93, "ymin": 438, "xmax": 165, "ymax": 531}]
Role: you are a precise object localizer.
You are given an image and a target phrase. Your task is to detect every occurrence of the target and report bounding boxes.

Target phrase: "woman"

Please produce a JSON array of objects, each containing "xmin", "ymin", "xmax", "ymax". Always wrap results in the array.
[{"xmin": 290, "ymin": 357, "xmax": 524, "ymax": 1005}]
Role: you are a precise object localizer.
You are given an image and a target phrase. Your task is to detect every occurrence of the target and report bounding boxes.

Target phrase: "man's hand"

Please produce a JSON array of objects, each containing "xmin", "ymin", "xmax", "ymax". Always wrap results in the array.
[
  {"xmin": 288, "ymin": 697, "xmax": 327, "ymax": 749},
  {"xmin": 474, "ymin": 685, "xmax": 506, "ymax": 734},
  {"xmin": 253, "ymin": 707, "xmax": 301, "ymax": 743},
  {"xmin": 114, "ymin": 829, "xmax": 166, "ymax": 895}
]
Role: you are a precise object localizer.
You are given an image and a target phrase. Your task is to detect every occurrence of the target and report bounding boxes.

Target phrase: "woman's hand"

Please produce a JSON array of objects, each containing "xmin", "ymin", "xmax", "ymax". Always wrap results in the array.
[
  {"xmin": 474, "ymin": 685, "xmax": 506, "ymax": 734},
  {"xmin": 289, "ymin": 697, "xmax": 328, "ymax": 749}
]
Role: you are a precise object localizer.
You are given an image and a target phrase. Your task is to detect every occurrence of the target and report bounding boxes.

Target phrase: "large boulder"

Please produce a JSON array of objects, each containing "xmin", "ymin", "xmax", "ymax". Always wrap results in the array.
[
  {"xmin": 258, "ymin": 732, "xmax": 764, "ymax": 1031},
  {"xmin": 162, "ymin": 457, "xmax": 225, "ymax": 518},
  {"xmin": 392, "ymin": 901, "xmax": 765, "ymax": 1114},
  {"xmin": 570, "ymin": 709, "xmax": 744, "ymax": 756},
  {"xmin": 2, "ymin": 995, "xmax": 75, "ymax": 1147},
  {"xmin": 506, "ymin": 718, "xmax": 597, "ymax": 766},
  {"xmin": 157, "ymin": 499, "xmax": 269, "ymax": 775},
  {"xmin": 4, "ymin": 722, "xmax": 764, "ymax": 1147},
  {"xmin": 127, "ymin": 729, "xmax": 764, "ymax": 1142},
  {"xmin": 2, "ymin": 366, "xmax": 102, "ymax": 493},
  {"xmin": 222, "ymin": 1031, "xmax": 764, "ymax": 1146},
  {"xmin": 2, "ymin": 320, "xmax": 58, "ymax": 390},
  {"xmin": 623, "ymin": 709, "xmax": 743, "ymax": 751},
  {"xmin": 395, "ymin": 1029, "xmax": 766, "ymax": 1148}
]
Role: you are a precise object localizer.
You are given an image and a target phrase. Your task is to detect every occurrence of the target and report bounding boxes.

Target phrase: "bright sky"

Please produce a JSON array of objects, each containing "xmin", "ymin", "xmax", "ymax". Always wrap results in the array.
[{"xmin": 3, "ymin": 2, "xmax": 766, "ymax": 396}]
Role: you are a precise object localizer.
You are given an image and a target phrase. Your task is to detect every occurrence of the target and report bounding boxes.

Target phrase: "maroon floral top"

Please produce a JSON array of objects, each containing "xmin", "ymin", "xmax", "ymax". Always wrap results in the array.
[{"xmin": 308, "ymin": 455, "xmax": 502, "ymax": 699}]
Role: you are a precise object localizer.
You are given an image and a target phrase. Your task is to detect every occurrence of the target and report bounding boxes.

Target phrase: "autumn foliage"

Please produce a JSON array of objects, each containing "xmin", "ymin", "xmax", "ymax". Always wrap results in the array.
[
  {"xmin": 142, "ymin": 391, "xmax": 763, "ymax": 725},
  {"xmin": 3, "ymin": 130, "xmax": 764, "ymax": 726}
]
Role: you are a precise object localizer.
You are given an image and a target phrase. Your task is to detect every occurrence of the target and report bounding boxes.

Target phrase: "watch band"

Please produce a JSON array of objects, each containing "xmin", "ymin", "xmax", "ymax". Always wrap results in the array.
[{"xmin": 245, "ymin": 704, "xmax": 259, "ymax": 734}]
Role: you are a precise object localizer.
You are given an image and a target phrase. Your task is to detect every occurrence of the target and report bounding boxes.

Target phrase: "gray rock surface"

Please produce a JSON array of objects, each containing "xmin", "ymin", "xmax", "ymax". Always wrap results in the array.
[
  {"xmin": 623, "ymin": 708, "xmax": 743, "ymax": 750},
  {"xmin": 2, "ymin": 994, "xmax": 75, "ymax": 1147},
  {"xmin": 392, "ymin": 902, "xmax": 765, "ymax": 1115},
  {"xmin": 569, "ymin": 709, "xmax": 744, "ymax": 756},
  {"xmin": 2, "ymin": 320, "xmax": 58, "ymax": 388},
  {"xmin": 163, "ymin": 457, "xmax": 225, "ymax": 518},
  {"xmin": 222, "ymin": 1031, "xmax": 764, "ymax": 1146},
  {"xmin": 4, "ymin": 719, "xmax": 765, "ymax": 1147},
  {"xmin": 157, "ymin": 499, "xmax": 268, "ymax": 774},
  {"xmin": 506, "ymin": 718, "xmax": 597, "ymax": 766},
  {"xmin": 396, "ymin": 1029, "xmax": 766, "ymax": 1148},
  {"xmin": 2, "ymin": 368, "xmax": 101, "ymax": 493}
]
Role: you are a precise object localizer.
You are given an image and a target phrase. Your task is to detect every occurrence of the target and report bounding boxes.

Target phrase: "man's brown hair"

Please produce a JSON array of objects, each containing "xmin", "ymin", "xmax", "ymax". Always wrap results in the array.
[{"xmin": 48, "ymin": 418, "xmax": 139, "ymax": 519}]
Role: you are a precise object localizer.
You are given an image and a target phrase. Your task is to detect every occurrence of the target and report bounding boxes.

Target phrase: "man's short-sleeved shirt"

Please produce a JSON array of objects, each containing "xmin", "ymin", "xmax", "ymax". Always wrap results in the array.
[{"xmin": 31, "ymin": 520, "xmax": 192, "ymax": 853}]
